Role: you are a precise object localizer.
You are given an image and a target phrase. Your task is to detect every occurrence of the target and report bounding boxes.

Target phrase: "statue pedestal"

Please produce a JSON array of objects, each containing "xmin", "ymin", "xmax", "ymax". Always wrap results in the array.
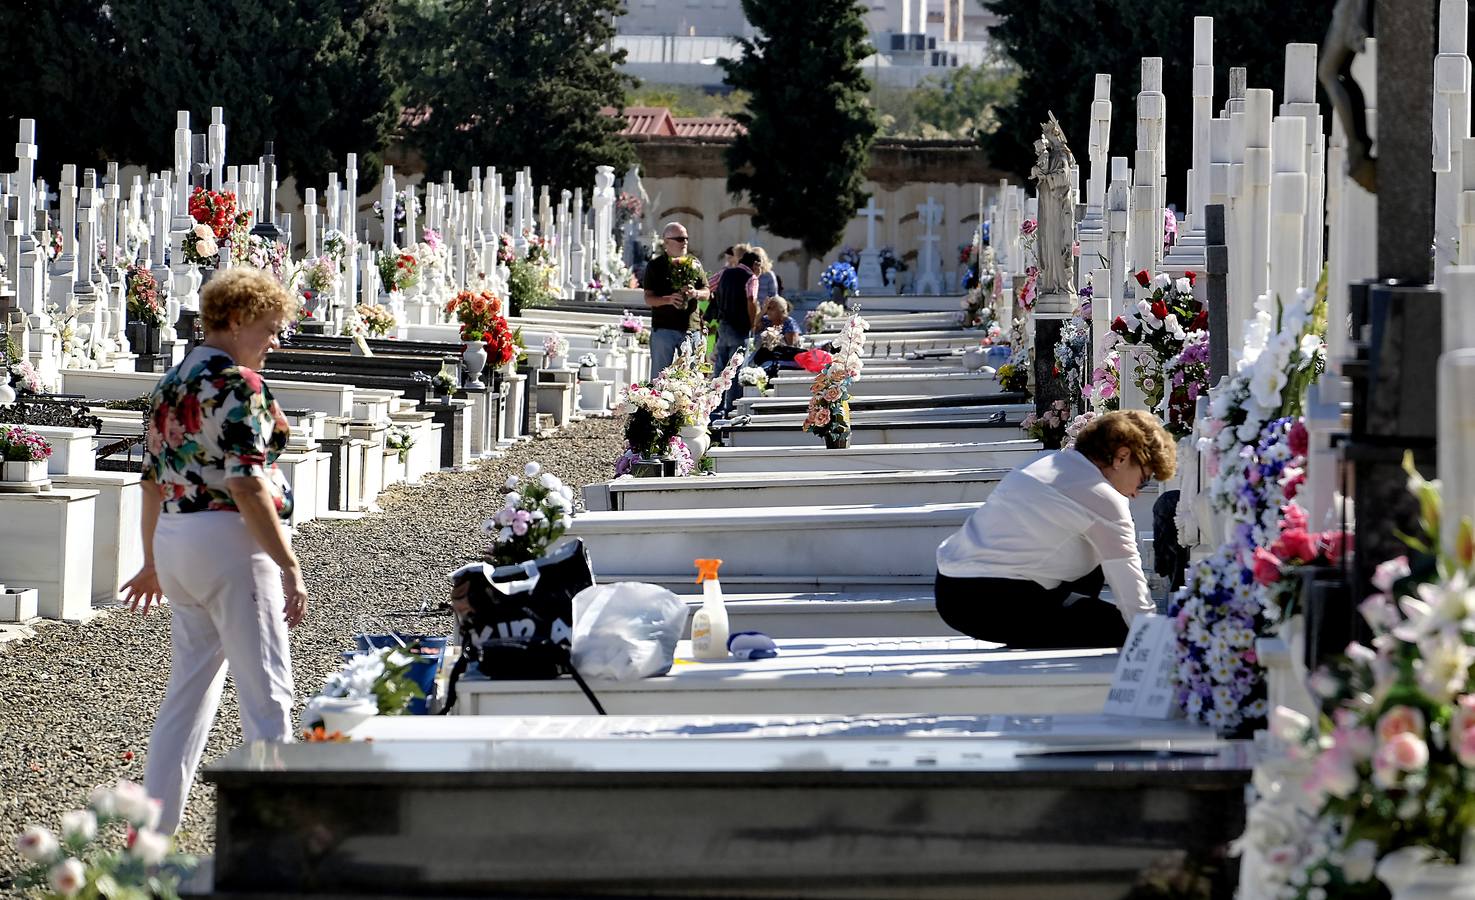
[
  {"xmin": 1032, "ymin": 291, "xmax": 1075, "ymax": 416},
  {"xmin": 857, "ymin": 249, "xmax": 885, "ymax": 291}
]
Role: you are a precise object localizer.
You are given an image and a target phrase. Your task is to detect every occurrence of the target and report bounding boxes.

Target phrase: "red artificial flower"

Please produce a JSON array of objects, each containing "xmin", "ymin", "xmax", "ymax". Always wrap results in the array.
[
  {"xmin": 1184, "ymin": 270, "xmax": 1197, "ymax": 286},
  {"xmin": 1320, "ymin": 531, "xmax": 1347, "ymax": 566},
  {"xmin": 1288, "ymin": 420, "xmax": 1309, "ymax": 458},
  {"xmin": 1281, "ymin": 504, "xmax": 1308, "ymax": 531},
  {"xmin": 1111, "ymin": 316, "xmax": 1129, "ymax": 335},
  {"xmin": 1150, "ymin": 300, "xmax": 1169, "ymax": 321},
  {"xmin": 1189, "ymin": 310, "xmax": 1209, "ymax": 331},
  {"xmin": 1271, "ymin": 528, "xmax": 1317, "ymax": 565},
  {"xmin": 1252, "ymin": 546, "xmax": 1283, "ymax": 586},
  {"xmin": 1135, "ymin": 269, "xmax": 1152, "ymax": 287},
  {"xmin": 1282, "ymin": 470, "xmax": 1305, "ymax": 500}
]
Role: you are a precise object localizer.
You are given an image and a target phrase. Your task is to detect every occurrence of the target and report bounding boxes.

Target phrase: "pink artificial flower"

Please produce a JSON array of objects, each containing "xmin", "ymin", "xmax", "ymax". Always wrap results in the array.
[
  {"xmin": 1271, "ymin": 528, "xmax": 1317, "ymax": 565},
  {"xmin": 1377, "ymin": 705, "xmax": 1426, "ymax": 743},
  {"xmin": 1454, "ymin": 722, "xmax": 1475, "ymax": 768},
  {"xmin": 1252, "ymin": 547, "xmax": 1283, "ymax": 586},
  {"xmin": 1380, "ymin": 731, "xmax": 1430, "ymax": 773},
  {"xmin": 1305, "ymin": 745, "xmax": 1359, "ymax": 799},
  {"xmin": 1281, "ymin": 504, "xmax": 1309, "ymax": 531},
  {"xmin": 1372, "ymin": 556, "xmax": 1411, "ymax": 593},
  {"xmin": 1288, "ymin": 420, "xmax": 1309, "ymax": 457}
]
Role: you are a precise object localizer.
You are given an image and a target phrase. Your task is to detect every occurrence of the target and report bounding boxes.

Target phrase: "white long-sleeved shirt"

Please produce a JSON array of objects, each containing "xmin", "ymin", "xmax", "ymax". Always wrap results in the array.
[{"xmin": 935, "ymin": 449, "xmax": 1153, "ymax": 622}]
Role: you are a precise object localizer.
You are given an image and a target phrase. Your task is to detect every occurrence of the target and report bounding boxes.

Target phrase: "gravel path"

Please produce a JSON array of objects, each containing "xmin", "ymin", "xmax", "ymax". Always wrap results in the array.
[{"xmin": 0, "ymin": 416, "xmax": 626, "ymax": 886}]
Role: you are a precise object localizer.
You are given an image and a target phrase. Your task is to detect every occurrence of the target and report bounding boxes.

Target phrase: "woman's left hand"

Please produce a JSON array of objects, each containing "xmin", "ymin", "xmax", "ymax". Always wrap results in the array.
[{"xmin": 122, "ymin": 564, "xmax": 165, "ymax": 615}]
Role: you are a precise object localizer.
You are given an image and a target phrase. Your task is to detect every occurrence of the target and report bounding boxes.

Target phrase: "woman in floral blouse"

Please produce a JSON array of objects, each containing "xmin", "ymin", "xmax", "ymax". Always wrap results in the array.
[{"xmin": 121, "ymin": 268, "xmax": 306, "ymax": 835}]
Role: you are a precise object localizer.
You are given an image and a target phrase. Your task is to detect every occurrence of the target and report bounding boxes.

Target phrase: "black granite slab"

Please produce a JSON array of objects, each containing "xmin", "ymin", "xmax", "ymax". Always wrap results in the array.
[{"xmin": 203, "ymin": 736, "xmax": 1249, "ymax": 898}]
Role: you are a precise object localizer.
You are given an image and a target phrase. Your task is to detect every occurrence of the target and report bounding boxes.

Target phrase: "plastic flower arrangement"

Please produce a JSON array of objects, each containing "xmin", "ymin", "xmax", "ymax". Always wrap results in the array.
[
  {"xmin": 354, "ymin": 304, "xmax": 396, "ymax": 338},
  {"xmin": 0, "ymin": 425, "xmax": 53, "ymax": 462},
  {"xmin": 46, "ymin": 229, "xmax": 63, "ymax": 262},
  {"xmin": 1020, "ymin": 400, "xmax": 1071, "ymax": 447},
  {"xmin": 619, "ymin": 311, "xmax": 644, "ymax": 335},
  {"xmin": 1084, "ymin": 349, "xmax": 1121, "ymax": 411},
  {"xmin": 496, "ymin": 232, "xmax": 516, "ymax": 266},
  {"xmin": 1051, "ymin": 287, "xmax": 1093, "ymax": 402},
  {"xmin": 320, "ymin": 229, "xmax": 354, "ymax": 263},
  {"xmin": 1237, "ymin": 460, "xmax": 1475, "ymax": 898},
  {"xmin": 124, "ymin": 265, "xmax": 165, "ymax": 328},
  {"xmin": 577, "ymin": 353, "xmax": 598, "ymax": 369},
  {"xmin": 371, "ymin": 193, "xmax": 415, "ymax": 224},
  {"xmin": 2, "ymin": 336, "xmax": 42, "ymax": 396},
  {"xmin": 180, "ymin": 222, "xmax": 220, "ymax": 266},
  {"xmin": 878, "ymin": 246, "xmax": 908, "ymax": 285},
  {"xmin": 316, "ymin": 646, "xmax": 423, "ymax": 714},
  {"xmin": 445, "ymin": 290, "xmax": 507, "ymax": 341},
  {"xmin": 593, "ymin": 324, "xmax": 617, "ymax": 345},
  {"xmin": 995, "ymin": 362, "xmax": 1029, "ymax": 394},
  {"xmin": 385, "ymin": 425, "xmax": 415, "ymax": 463},
  {"xmin": 804, "ymin": 300, "xmax": 846, "ymax": 334},
  {"xmin": 242, "ymin": 234, "xmax": 287, "ymax": 282},
  {"xmin": 506, "ymin": 257, "xmax": 554, "ymax": 313},
  {"xmin": 819, "ymin": 261, "xmax": 859, "ymax": 300},
  {"xmin": 1251, "ymin": 501, "xmax": 1347, "ymax": 624},
  {"xmin": 376, "ymin": 250, "xmax": 420, "ymax": 293},
  {"xmin": 542, "ymin": 332, "xmax": 570, "ymax": 361},
  {"xmin": 958, "ymin": 247, "xmax": 999, "ymax": 327},
  {"xmin": 187, "ymin": 187, "xmax": 241, "ymax": 241},
  {"xmin": 618, "ymin": 347, "xmax": 742, "ymax": 462},
  {"xmin": 1108, "ymin": 269, "xmax": 1207, "ymax": 430},
  {"xmin": 802, "ymin": 314, "xmax": 868, "ymax": 442},
  {"xmin": 483, "ymin": 461, "xmax": 575, "ymax": 566},
  {"xmin": 12, "ymin": 780, "xmax": 196, "ymax": 899},
  {"xmin": 1063, "ymin": 411, "xmax": 1096, "ymax": 449},
  {"xmin": 739, "ymin": 366, "xmax": 769, "ymax": 394}
]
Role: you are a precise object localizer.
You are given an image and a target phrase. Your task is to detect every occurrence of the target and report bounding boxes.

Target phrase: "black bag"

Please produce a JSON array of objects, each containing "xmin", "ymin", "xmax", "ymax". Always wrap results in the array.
[
  {"xmin": 442, "ymin": 538, "xmax": 605, "ymax": 714},
  {"xmin": 709, "ymin": 266, "xmax": 753, "ymax": 332}
]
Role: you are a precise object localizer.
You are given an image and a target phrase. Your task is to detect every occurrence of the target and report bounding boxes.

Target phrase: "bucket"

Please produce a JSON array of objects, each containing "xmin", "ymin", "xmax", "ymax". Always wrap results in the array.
[{"xmin": 351, "ymin": 634, "xmax": 449, "ymax": 714}]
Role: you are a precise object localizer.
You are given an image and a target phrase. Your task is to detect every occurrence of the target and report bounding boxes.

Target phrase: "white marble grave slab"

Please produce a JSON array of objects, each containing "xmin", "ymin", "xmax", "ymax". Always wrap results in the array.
[
  {"xmin": 594, "ymin": 467, "xmax": 1008, "ymax": 512},
  {"xmin": 768, "ymin": 372, "xmax": 1005, "ymax": 400},
  {"xmin": 451, "ymin": 637, "xmax": 1119, "ymax": 716},
  {"xmin": 706, "ymin": 440, "xmax": 1043, "ymax": 474}
]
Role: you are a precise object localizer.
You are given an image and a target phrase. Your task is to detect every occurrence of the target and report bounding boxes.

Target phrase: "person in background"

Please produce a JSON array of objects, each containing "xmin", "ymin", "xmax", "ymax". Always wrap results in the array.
[
  {"xmin": 709, "ymin": 249, "xmax": 761, "ymax": 414},
  {"xmin": 758, "ymin": 296, "xmax": 802, "ymax": 348},
  {"xmin": 707, "ymin": 243, "xmax": 751, "ymax": 293},
  {"xmin": 123, "ymin": 268, "xmax": 307, "ymax": 834},
  {"xmin": 642, "ymin": 222, "xmax": 710, "ymax": 374},
  {"xmin": 752, "ymin": 246, "xmax": 779, "ymax": 303},
  {"xmin": 932, "ymin": 410, "xmax": 1177, "ymax": 649}
]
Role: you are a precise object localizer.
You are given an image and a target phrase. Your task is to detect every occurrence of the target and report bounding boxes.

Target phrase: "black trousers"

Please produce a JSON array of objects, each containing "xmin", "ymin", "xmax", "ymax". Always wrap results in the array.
[{"xmin": 933, "ymin": 567, "xmax": 1129, "ymax": 649}]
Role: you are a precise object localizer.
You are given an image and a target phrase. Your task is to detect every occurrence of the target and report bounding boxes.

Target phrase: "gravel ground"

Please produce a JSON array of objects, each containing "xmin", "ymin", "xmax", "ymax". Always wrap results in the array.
[{"xmin": 0, "ymin": 415, "xmax": 626, "ymax": 887}]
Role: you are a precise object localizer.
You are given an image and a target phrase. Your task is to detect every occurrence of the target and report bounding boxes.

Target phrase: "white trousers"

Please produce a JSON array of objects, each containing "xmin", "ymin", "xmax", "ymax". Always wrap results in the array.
[{"xmin": 144, "ymin": 511, "xmax": 295, "ymax": 834}]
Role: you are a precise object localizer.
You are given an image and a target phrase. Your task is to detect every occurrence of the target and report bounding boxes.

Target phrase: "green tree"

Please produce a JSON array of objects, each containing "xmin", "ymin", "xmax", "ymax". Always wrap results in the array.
[
  {"xmin": 721, "ymin": 0, "xmax": 879, "ymax": 289},
  {"xmin": 402, "ymin": 0, "xmax": 636, "ymax": 194},
  {"xmin": 983, "ymin": 0, "xmax": 1337, "ymax": 203},
  {"xmin": 911, "ymin": 59, "xmax": 1020, "ymax": 139},
  {"xmin": 106, "ymin": 0, "xmax": 402, "ymax": 189}
]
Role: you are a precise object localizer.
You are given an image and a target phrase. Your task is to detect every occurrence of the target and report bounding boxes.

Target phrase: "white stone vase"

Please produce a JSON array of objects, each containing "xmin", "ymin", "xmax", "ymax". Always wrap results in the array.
[
  {"xmin": 678, "ymin": 424, "xmax": 711, "ymax": 461},
  {"xmin": 578, "ymin": 364, "xmax": 597, "ymax": 381},
  {"xmin": 1, "ymin": 459, "xmax": 47, "ymax": 483},
  {"xmin": 1377, "ymin": 848, "xmax": 1475, "ymax": 900},
  {"xmin": 462, "ymin": 341, "xmax": 488, "ymax": 388},
  {"xmin": 546, "ymin": 354, "xmax": 565, "ymax": 370},
  {"xmin": 315, "ymin": 697, "xmax": 379, "ymax": 735}
]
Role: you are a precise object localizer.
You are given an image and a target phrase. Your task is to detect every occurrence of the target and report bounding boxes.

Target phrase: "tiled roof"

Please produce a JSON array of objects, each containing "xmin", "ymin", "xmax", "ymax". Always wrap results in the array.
[{"xmin": 601, "ymin": 106, "xmax": 743, "ymax": 140}]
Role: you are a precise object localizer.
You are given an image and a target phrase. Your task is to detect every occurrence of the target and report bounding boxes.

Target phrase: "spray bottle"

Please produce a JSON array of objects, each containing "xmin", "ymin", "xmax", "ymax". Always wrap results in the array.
[{"xmin": 690, "ymin": 558, "xmax": 730, "ymax": 660}]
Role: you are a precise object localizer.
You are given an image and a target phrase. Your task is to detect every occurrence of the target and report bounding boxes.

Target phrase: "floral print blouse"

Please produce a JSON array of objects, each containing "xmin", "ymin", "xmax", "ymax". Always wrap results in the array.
[{"xmin": 143, "ymin": 346, "xmax": 293, "ymax": 519}]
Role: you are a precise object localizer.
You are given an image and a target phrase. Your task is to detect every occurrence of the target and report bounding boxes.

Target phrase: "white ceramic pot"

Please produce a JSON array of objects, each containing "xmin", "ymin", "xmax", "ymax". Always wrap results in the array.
[
  {"xmin": 315, "ymin": 697, "xmax": 379, "ymax": 736},
  {"xmin": 578, "ymin": 364, "xmax": 597, "ymax": 381},
  {"xmin": 678, "ymin": 424, "xmax": 711, "ymax": 461},
  {"xmin": 546, "ymin": 354, "xmax": 565, "ymax": 370},
  {"xmin": 462, "ymin": 341, "xmax": 488, "ymax": 388},
  {"xmin": 1, "ymin": 459, "xmax": 47, "ymax": 483}
]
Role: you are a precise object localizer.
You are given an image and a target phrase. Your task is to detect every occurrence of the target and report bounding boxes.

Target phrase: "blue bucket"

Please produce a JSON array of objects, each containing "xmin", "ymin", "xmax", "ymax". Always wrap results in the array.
[{"xmin": 351, "ymin": 634, "xmax": 449, "ymax": 714}]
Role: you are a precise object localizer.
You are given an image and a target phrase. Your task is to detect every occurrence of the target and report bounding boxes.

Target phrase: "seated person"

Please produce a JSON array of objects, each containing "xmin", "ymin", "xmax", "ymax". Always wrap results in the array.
[
  {"xmin": 933, "ymin": 410, "xmax": 1176, "ymax": 649},
  {"xmin": 758, "ymin": 296, "xmax": 802, "ymax": 348}
]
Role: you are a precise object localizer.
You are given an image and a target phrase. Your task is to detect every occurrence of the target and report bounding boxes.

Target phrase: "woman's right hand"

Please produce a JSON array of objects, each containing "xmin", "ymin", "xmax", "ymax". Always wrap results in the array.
[
  {"xmin": 281, "ymin": 565, "xmax": 309, "ymax": 628},
  {"xmin": 122, "ymin": 564, "xmax": 165, "ymax": 616}
]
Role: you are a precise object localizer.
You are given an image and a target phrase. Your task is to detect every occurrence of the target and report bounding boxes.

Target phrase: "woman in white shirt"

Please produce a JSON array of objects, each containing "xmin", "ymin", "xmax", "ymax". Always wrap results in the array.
[{"xmin": 934, "ymin": 410, "xmax": 1176, "ymax": 648}]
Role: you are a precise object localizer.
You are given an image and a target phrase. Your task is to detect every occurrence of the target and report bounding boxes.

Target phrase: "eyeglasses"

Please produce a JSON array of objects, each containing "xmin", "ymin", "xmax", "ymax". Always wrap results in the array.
[{"xmin": 664, "ymin": 235, "xmax": 689, "ymax": 243}]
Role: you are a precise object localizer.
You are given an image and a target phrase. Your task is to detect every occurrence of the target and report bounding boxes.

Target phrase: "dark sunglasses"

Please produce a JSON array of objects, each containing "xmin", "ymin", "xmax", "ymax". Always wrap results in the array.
[{"xmin": 664, "ymin": 235, "xmax": 689, "ymax": 243}]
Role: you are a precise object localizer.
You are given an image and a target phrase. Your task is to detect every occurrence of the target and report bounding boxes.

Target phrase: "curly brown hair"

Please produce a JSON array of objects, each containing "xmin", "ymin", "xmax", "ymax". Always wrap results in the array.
[
  {"xmin": 199, "ymin": 268, "xmax": 299, "ymax": 334},
  {"xmin": 1074, "ymin": 409, "xmax": 1177, "ymax": 481}
]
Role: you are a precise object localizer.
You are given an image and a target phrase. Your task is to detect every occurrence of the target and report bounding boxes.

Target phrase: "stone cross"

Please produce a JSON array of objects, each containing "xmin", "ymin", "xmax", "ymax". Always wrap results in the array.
[
  {"xmin": 1189, "ymin": 18, "xmax": 1214, "ymax": 232},
  {"xmin": 1269, "ymin": 115, "xmax": 1308, "ymax": 305},
  {"xmin": 491, "ymin": 169, "xmax": 506, "ymax": 236},
  {"xmin": 1244, "ymin": 88, "xmax": 1274, "ymax": 310},
  {"xmin": 73, "ymin": 171, "xmax": 99, "ymax": 302},
  {"xmin": 558, "ymin": 189, "xmax": 574, "ymax": 296},
  {"xmin": 1106, "ymin": 156, "xmax": 1132, "ymax": 318},
  {"xmin": 1283, "ymin": 43, "xmax": 1326, "ymax": 291},
  {"xmin": 381, "ymin": 165, "xmax": 396, "ymax": 253},
  {"xmin": 172, "ymin": 111, "xmax": 190, "ymax": 219},
  {"xmin": 913, "ymin": 196, "xmax": 944, "ymax": 294},
  {"xmin": 511, "ymin": 170, "xmax": 527, "ymax": 254},
  {"xmin": 403, "ymin": 184, "xmax": 418, "ymax": 247},
  {"xmin": 538, "ymin": 185, "xmax": 552, "ymax": 242},
  {"xmin": 101, "ymin": 162, "xmax": 122, "ymax": 281},
  {"xmin": 1434, "ymin": 0, "xmax": 1471, "ymax": 281},
  {"xmin": 1134, "ymin": 58, "xmax": 1166, "ymax": 274},
  {"xmin": 344, "ymin": 153, "xmax": 359, "ymax": 239},
  {"xmin": 304, "ymin": 188, "xmax": 319, "ymax": 258},
  {"xmin": 50, "ymin": 164, "xmax": 78, "ymax": 309},
  {"xmin": 326, "ymin": 174, "xmax": 340, "ymax": 233},
  {"xmin": 859, "ymin": 196, "xmax": 885, "ymax": 250},
  {"xmin": 253, "ymin": 142, "xmax": 282, "ymax": 242},
  {"xmin": 1086, "ymin": 74, "xmax": 1112, "ymax": 223},
  {"xmin": 570, "ymin": 188, "xmax": 587, "ymax": 288},
  {"xmin": 150, "ymin": 179, "xmax": 169, "ymax": 269},
  {"xmin": 857, "ymin": 197, "xmax": 886, "ymax": 290},
  {"xmin": 208, "ymin": 107, "xmax": 226, "ymax": 193}
]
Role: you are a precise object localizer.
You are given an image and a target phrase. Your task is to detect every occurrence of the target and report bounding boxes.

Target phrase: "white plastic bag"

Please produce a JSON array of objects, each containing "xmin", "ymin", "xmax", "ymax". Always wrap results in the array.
[{"xmin": 571, "ymin": 582, "xmax": 688, "ymax": 681}]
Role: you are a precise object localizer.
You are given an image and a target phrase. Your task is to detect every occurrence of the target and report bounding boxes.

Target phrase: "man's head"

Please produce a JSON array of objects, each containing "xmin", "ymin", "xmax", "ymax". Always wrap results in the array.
[{"xmin": 661, "ymin": 222, "xmax": 690, "ymax": 259}]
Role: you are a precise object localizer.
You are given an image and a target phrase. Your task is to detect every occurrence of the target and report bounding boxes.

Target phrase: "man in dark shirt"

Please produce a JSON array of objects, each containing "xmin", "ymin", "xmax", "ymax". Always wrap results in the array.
[{"xmin": 643, "ymin": 222, "xmax": 709, "ymax": 374}]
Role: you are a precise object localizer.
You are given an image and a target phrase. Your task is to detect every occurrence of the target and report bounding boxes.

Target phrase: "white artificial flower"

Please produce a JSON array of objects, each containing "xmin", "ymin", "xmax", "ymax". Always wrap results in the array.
[
  {"xmin": 1341, "ymin": 840, "xmax": 1378, "ymax": 883},
  {"xmin": 192, "ymin": 223, "xmax": 213, "ymax": 240},
  {"xmin": 15, "ymin": 826, "xmax": 59, "ymax": 862},
  {"xmin": 87, "ymin": 785, "xmax": 117, "ymax": 818},
  {"xmin": 1249, "ymin": 366, "xmax": 1288, "ymax": 410},
  {"xmin": 129, "ymin": 828, "xmax": 169, "ymax": 866},
  {"xmin": 1299, "ymin": 332, "xmax": 1324, "ymax": 359},
  {"xmin": 480, "ymin": 518, "xmax": 497, "ymax": 535},
  {"xmin": 504, "ymin": 475, "xmax": 519, "ymax": 490},
  {"xmin": 1153, "ymin": 273, "xmax": 1172, "ymax": 290},
  {"xmin": 48, "ymin": 858, "xmax": 86, "ymax": 896},
  {"xmin": 524, "ymin": 461, "xmax": 541, "ymax": 477},
  {"xmin": 504, "ymin": 492, "xmax": 522, "ymax": 508},
  {"xmin": 498, "ymin": 526, "xmax": 513, "ymax": 542},
  {"xmin": 539, "ymin": 473, "xmax": 562, "ymax": 492},
  {"xmin": 59, "ymin": 810, "xmax": 97, "ymax": 843},
  {"xmin": 196, "ymin": 238, "xmax": 218, "ymax": 258},
  {"xmin": 111, "ymin": 781, "xmax": 156, "ymax": 829},
  {"xmin": 559, "ymin": 486, "xmax": 573, "ymax": 501}
]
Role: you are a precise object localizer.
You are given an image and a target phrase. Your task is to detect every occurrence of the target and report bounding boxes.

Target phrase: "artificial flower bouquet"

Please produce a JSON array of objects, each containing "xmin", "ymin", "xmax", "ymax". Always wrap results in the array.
[
  {"xmin": 819, "ymin": 261, "xmax": 859, "ymax": 299},
  {"xmin": 1252, "ymin": 501, "xmax": 1348, "ymax": 626},
  {"xmin": 376, "ymin": 250, "xmax": 420, "ymax": 293},
  {"xmin": 445, "ymin": 289, "xmax": 504, "ymax": 341},
  {"xmin": 12, "ymin": 780, "xmax": 196, "ymax": 899},
  {"xmin": 577, "ymin": 352, "xmax": 598, "ymax": 372},
  {"xmin": 1020, "ymin": 400, "xmax": 1071, "ymax": 448},
  {"xmin": 296, "ymin": 256, "xmax": 341, "ymax": 305},
  {"xmin": 385, "ymin": 424, "xmax": 415, "ymax": 463},
  {"xmin": 801, "ymin": 314, "xmax": 868, "ymax": 444},
  {"xmin": 320, "ymin": 228, "xmax": 354, "ymax": 263},
  {"xmin": 666, "ymin": 254, "xmax": 707, "ymax": 296},
  {"xmin": 1084, "ymin": 349, "xmax": 1121, "ymax": 411},
  {"xmin": 124, "ymin": 265, "xmax": 165, "ymax": 328},
  {"xmin": 0, "ymin": 425, "xmax": 53, "ymax": 462},
  {"xmin": 805, "ymin": 300, "xmax": 846, "ymax": 334},
  {"xmin": 2, "ymin": 336, "xmax": 42, "ymax": 396},
  {"xmin": 958, "ymin": 247, "xmax": 999, "ymax": 328},
  {"xmin": 1237, "ymin": 460, "xmax": 1475, "ymax": 898},
  {"xmin": 593, "ymin": 324, "xmax": 617, "ymax": 345},
  {"xmin": 995, "ymin": 362, "xmax": 1029, "ymax": 394},
  {"xmin": 484, "ymin": 462, "xmax": 574, "ymax": 566},
  {"xmin": 619, "ymin": 311, "xmax": 644, "ymax": 335},
  {"xmin": 542, "ymin": 332, "xmax": 570, "ymax": 362},
  {"xmin": 1051, "ymin": 286, "xmax": 1093, "ymax": 402},
  {"xmin": 739, "ymin": 366, "xmax": 770, "ymax": 394},
  {"xmin": 354, "ymin": 304, "xmax": 396, "ymax": 338},
  {"xmin": 1109, "ymin": 269, "xmax": 1208, "ymax": 433},
  {"xmin": 241, "ymin": 234, "xmax": 287, "ymax": 282},
  {"xmin": 315, "ymin": 646, "xmax": 425, "ymax": 715}
]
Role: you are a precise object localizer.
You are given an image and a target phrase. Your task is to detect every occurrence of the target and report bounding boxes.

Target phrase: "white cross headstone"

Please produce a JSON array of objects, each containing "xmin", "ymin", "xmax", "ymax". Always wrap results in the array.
[
  {"xmin": 304, "ymin": 188, "xmax": 319, "ymax": 259},
  {"xmin": 857, "ymin": 197, "xmax": 885, "ymax": 290},
  {"xmin": 570, "ymin": 188, "xmax": 587, "ymax": 292},
  {"xmin": 1188, "ymin": 18, "xmax": 1214, "ymax": 232},
  {"xmin": 913, "ymin": 196, "xmax": 944, "ymax": 294},
  {"xmin": 208, "ymin": 107, "xmax": 226, "ymax": 193},
  {"xmin": 512, "ymin": 171, "xmax": 528, "ymax": 255},
  {"xmin": 380, "ymin": 165, "xmax": 396, "ymax": 253}
]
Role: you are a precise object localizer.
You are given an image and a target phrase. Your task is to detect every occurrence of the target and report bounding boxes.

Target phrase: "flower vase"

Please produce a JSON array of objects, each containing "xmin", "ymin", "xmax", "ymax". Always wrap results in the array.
[
  {"xmin": 578, "ymin": 364, "xmax": 597, "ymax": 381},
  {"xmin": 462, "ymin": 341, "xmax": 488, "ymax": 388},
  {"xmin": 1377, "ymin": 850, "xmax": 1475, "ymax": 900},
  {"xmin": 678, "ymin": 424, "xmax": 711, "ymax": 460},
  {"xmin": 315, "ymin": 697, "xmax": 379, "ymax": 735},
  {"xmin": 830, "ymin": 286, "xmax": 847, "ymax": 305},
  {"xmin": 547, "ymin": 354, "xmax": 565, "ymax": 370},
  {"xmin": 823, "ymin": 433, "xmax": 850, "ymax": 450},
  {"xmin": 1, "ymin": 459, "xmax": 47, "ymax": 483},
  {"xmin": 630, "ymin": 456, "xmax": 665, "ymax": 478}
]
